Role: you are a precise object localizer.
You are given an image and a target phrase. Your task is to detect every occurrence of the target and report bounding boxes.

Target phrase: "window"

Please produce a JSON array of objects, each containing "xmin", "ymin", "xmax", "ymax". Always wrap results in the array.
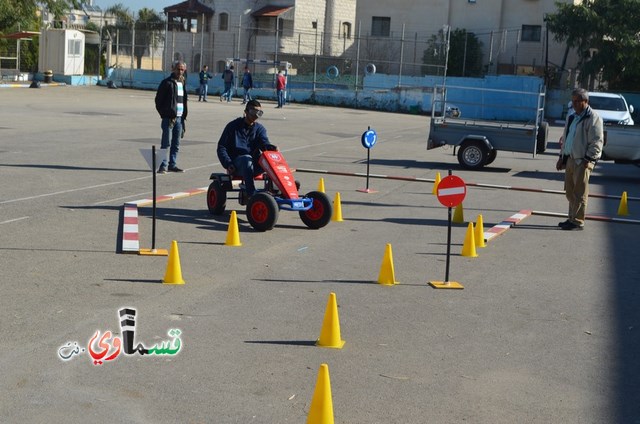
[
  {"xmin": 371, "ymin": 17, "xmax": 390, "ymax": 37},
  {"xmin": 68, "ymin": 39, "xmax": 82, "ymax": 57},
  {"xmin": 342, "ymin": 22, "xmax": 352, "ymax": 39},
  {"xmin": 521, "ymin": 25, "xmax": 541, "ymax": 42},
  {"xmin": 219, "ymin": 13, "xmax": 229, "ymax": 31}
]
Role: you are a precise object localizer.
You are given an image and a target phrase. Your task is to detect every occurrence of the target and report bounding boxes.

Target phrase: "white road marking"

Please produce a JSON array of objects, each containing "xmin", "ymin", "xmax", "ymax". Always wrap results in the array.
[{"xmin": 1, "ymin": 216, "xmax": 30, "ymax": 224}]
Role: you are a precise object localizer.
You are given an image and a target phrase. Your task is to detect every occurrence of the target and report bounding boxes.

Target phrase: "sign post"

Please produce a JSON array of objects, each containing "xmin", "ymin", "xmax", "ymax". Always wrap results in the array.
[
  {"xmin": 139, "ymin": 145, "xmax": 168, "ymax": 256},
  {"xmin": 429, "ymin": 170, "xmax": 466, "ymax": 289},
  {"xmin": 357, "ymin": 127, "xmax": 378, "ymax": 193}
]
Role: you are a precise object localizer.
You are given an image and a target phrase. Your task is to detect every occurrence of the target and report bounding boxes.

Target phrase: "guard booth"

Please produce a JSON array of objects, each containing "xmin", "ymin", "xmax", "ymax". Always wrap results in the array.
[{"xmin": 38, "ymin": 29, "xmax": 85, "ymax": 79}]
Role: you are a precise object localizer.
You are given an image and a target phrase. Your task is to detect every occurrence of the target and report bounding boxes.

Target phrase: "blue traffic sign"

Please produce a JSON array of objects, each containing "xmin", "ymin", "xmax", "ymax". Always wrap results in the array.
[{"xmin": 361, "ymin": 129, "xmax": 377, "ymax": 149}]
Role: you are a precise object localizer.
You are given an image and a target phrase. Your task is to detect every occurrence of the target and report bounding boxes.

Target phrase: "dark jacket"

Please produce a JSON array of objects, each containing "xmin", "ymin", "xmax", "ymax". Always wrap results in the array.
[
  {"xmin": 217, "ymin": 117, "xmax": 273, "ymax": 168},
  {"xmin": 155, "ymin": 75, "xmax": 188, "ymax": 120},
  {"xmin": 242, "ymin": 72, "xmax": 253, "ymax": 89}
]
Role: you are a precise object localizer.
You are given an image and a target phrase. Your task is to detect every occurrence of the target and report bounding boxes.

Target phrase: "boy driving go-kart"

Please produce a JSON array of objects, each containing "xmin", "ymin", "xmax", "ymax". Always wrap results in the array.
[{"xmin": 210, "ymin": 100, "xmax": 332, "ymax": 231}]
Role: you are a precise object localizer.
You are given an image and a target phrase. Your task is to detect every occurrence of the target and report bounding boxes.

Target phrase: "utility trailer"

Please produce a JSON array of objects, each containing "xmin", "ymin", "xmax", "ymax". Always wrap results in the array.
[{"xmin": 426, "ymin": 84, "xmax": 549, "ymax": 170}]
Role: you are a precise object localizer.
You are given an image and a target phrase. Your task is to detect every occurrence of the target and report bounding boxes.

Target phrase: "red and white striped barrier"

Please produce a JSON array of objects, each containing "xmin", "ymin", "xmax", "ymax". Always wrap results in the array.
[
  {"xmin": 484, "ymin": 210, "xmax": 532, "ymax": 243},
  {"xmin": 293, "ymin": 168, "xmax": 640, "ymax": 202}
]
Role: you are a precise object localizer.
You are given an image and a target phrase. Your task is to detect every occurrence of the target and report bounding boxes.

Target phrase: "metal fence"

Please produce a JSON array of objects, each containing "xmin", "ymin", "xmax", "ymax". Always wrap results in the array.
[{"xmin": 103, "ymin": 23, "xmax": 548, "ymax": 90}]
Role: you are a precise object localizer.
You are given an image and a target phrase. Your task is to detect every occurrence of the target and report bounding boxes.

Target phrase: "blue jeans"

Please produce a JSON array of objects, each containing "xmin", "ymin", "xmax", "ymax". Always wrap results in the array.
[
  {"xmin": 160, "ymin": 118, "xmax": 182, "ymax": 169},
  {"xmin": 277, "ymin": 89, "xmax": 285, "ymax": 107},
  {"xmin": 233, "ymin": 154, "xmax": 263, "ymax": 196},
  {"xmin": 222, "ymin": 82, "xmax": 233, "ymax": 101},
  {"xmin": 199, "ymin": 83, "xmax": 208, "ymax": 100},
  {"xmin": 243, "ymin": 87, "xmax": 252, "ymax": 103}
]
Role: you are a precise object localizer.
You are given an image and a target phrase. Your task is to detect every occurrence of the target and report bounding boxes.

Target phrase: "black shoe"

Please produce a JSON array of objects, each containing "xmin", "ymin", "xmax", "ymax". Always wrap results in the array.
[
  {"xmin": 561, "ymin": 222, "xmax": 584, "ymax": 231},
  {"xmin": 168, "ymin": 166, "xmax": 184, "ymax": 173},
  {"xmin": 558, "ymin": 220, "xmax": 572, "ymax": 227},
  {"xmin": 157, "ymin": 166, "xmax": 167, "ymax": 174},
  {"xmin": 203, "ymin": 99, "xmax": 208, "ymax": 102}
]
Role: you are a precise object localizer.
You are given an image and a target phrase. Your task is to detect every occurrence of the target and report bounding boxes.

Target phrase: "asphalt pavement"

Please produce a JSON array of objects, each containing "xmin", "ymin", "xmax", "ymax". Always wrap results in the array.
[{"xmin": 1, "ymin": 85, "xmax": 639, "ymax": 423}]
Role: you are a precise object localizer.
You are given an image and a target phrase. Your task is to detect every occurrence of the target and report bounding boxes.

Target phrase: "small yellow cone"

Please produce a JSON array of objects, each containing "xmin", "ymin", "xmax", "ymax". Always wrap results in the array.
[
  {"xmin": 316, "ymin": 292, "xmax": 345, "ymax": 349},
  {"xmin": 461, "ymin": 222, "xmax": 478, "ymax": 257},
  {"xmin": 453, "ymin": 203, "xmax": 464, "ymax": 223},
  {"xmin": 307, "ymin": 364, "xmax": 335, "ymax": 424},
  {"xmin": 432, "ymin": 172, "xmax": 441, "ymax": 195},
  {"xmin": 331, "ymin": 192, "xmax": 343, "ymax": 222},
  {"xmin": 317, "ymin": 177, "xmax": 326, "ymax": 193},
  {"xmin": 474, "ymin": 214, "xmax": 486, "ymax": 248},
  {"xmin": 225, "ymin": 210, "xmax": 242, "ymax": 246},
  {"xmin": 618, "ymin": 191, "xmax": 629, "ymax": 216},
  {"xmin": 377, "ymin": 243, "xmax": 399, "ymax": 285},
  {"xmin": 162, "ymin": 240, "xmax": 185, "ymax": 285}
]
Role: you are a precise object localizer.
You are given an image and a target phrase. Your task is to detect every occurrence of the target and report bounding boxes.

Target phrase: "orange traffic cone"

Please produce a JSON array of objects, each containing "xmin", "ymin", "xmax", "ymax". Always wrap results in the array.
[
  {"xmin": 225, "ymin": 210, "xmax": 242, "ymax": 246},
  {"xmin": 307, "ymin": 364, "xmax": 335, "ymax": 424},
  {"xmin": 162, "ymin": 240, "xmax": 185, "ymax": 284},
  {"xmin": 316, "ymin": 292, "xmax": 345, "ymax": 349},
  {"xmin": 461, "ymin": 222, "xmax": 478, "ymax": 257}
]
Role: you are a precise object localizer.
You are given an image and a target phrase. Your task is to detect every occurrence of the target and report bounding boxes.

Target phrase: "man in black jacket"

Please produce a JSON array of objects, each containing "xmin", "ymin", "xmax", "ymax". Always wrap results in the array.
[{"xmin": 155, "ymin": 60, "xmax": 188, "ymax": 173}]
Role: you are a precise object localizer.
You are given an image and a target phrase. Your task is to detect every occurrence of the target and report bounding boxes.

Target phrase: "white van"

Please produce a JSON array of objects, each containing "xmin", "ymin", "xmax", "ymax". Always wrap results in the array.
[{"xmin": 568, "ymin": 92, "xmax": 635, "ymax": 125}]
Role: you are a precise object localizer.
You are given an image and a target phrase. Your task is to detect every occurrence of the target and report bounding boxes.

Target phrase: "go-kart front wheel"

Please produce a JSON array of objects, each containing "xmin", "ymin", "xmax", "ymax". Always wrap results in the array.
[
  {"xmin": 299, "ymin": 191, "xmax": 332, "ymax": 229},
  {"xmin": 207, "ymin": 180, "xmax": 227, "ymax": 215},
  {"xmin": 246, "ymin": 193, "xmax": 279, "ymax": 231}
]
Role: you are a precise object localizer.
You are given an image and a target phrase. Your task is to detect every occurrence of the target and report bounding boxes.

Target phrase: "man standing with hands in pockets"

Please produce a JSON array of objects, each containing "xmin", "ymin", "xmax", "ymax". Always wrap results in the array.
[
  {"xmin": 556, "ymin": 88, "xmax": 603, "ymax": 231},
  {"xmin": 155, "ymin": 60, "xmax": 188, "ymax": 173}
]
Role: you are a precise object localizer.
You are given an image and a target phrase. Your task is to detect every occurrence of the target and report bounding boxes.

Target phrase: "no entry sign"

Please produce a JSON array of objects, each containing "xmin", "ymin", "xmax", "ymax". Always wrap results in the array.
[{"xmin": 436, "ymin": 175, "xmax": 467, "ymax": 207}]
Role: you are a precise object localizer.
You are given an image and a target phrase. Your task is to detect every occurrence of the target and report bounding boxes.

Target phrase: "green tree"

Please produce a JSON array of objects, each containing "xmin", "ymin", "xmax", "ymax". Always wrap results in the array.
[
  {"xmin": 546, "ymin": 0, "xmax": 640, "ymax": 90},
  {"xmin": 422, "ymin": 28, "xmax": 483, "ymax": 77},
  {"xmin": 104, "ymin": 4, "xmax": 164, "ymax": 69},
  {"xmin": 0, "ymin": 0, "xmax": 80, "ymax": 32}
]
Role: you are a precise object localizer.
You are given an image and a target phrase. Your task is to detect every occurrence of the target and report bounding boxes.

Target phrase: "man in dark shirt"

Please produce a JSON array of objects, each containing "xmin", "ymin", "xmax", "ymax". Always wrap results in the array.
[
  {"xmin": 217, "ymin": 100, "xmax": 277, "ymax": 198},
  {"xmin": 155, "ymin": 60, "xmax": 188, "ymax": 173}
]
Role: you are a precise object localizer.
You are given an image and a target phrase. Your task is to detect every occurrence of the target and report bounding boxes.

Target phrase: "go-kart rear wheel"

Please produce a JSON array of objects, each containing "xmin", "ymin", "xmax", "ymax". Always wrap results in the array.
[
  {"xmin": 207, "ymin": 180, "xmax": 227, "ymax": 215},
  {"xmin": 246, "ymin": 193, "xmax": 279, "ymax": 231},
  {"xmin": 299, "ymin": 191, "xmax": 332, "ymax": 229}
]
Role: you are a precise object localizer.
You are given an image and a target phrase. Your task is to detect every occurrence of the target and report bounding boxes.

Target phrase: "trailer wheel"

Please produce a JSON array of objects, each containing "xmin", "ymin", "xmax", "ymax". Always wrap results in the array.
[
  {"xmin": 537, "ymin": 122, "xmax": 549, "ymax": 153},
  {"xmin": 207, "ymin": 180, "xmax": 227, "ymax": 215},
  {"xmin": 299, "ymin": 191, "xmax": 332, "ymax": 229},
  {"xmin": 246, "ymin": 193, "xmax": 279, "ymax": 231},
  {"xmin": 457, "ymin": 141, "xmax": 488, "ymax": 170},
  {"xmin": 485, "ymin": 149, "xmax": 498, "ymax": 165}
]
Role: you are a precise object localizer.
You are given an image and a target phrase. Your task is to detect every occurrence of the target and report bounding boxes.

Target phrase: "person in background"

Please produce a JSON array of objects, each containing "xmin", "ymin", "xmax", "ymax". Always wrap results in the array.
[
  {"xmin": 555, "ymin": 88, "xmax": 603, "ymax": 230},
  {"xmin": 242, "ymin": 66, "xmax": 253, "ymax": 105},
  {"xmin": 155, "ymin": 60, "xmax": 188, "ymax": 173},
  {"xmin": 198, "ymin": 65, "xmax": 213, "ymax": 102},
  {"xmin": 220, "ymin": 65, "xmax": 235, "ymax": 102},
  {"xmin": 275, "ymin": 70, "xmax": 286, "ymax": 108},
  {"xmin": 216, "ymin": 100, "xmax": 277, "ymax": 202}
]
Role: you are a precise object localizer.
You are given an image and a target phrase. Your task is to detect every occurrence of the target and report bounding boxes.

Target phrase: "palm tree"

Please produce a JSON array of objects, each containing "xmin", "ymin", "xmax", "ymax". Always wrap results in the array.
[{"xmin": 134, "ymin": 8, "xmax": 164, "ymax": 69}]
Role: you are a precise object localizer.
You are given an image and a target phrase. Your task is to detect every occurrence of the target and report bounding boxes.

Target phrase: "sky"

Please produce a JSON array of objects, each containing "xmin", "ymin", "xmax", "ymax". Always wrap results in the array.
[{"xmin": 92, "ymin": 0, "xmax": 175, "ymax": 14}]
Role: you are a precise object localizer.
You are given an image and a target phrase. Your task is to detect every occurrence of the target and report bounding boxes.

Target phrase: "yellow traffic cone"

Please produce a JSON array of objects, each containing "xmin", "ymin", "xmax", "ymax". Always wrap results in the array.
[
  {"xmin": 618, "ymin": 191, "xmax": 629, "ymax": 216},
  {"xmin": 316, "ymin": 292, "xmax": 345, "ymax": 349},
  {"xmin": 331, "ymin": 192, "xmax": 343, "ymax": 222},
  {"xmin": 474, "ymin": 214, "xmax": 486, "ymax": 248},
  {"xmin": 225, "ymin": 211, "xmax": 242, "ymax": 246},
  {"xmin": 377, "ymin": 243, "xmax": 399, "ymax": 285},
  {"xmin": 461, "ymin": 222, "xmax": 478, "ymax": 257},
  {"xmin": 162, "ymin": 240, "xmax": 185, "ymax": 285},
  {"xmin": 453, "ymin": 203, "xmax": 464, "ymax": 223},
  {"xmin": 307, "ymin": 363, "xmax": 335, "ymax": 424},
  {"xmin": 317, "ymin": 177, "xmax": 326, "ymax": 193},
  {"xmin": 432, "ymin": 172, "xmax": 441, "ymax": 195}
]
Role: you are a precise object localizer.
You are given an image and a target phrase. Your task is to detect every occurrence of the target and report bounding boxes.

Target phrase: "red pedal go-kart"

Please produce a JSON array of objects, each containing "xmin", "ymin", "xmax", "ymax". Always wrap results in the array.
[{"xmin": 207, "ymin": 150, "xmax": 332, "ymax": 231}]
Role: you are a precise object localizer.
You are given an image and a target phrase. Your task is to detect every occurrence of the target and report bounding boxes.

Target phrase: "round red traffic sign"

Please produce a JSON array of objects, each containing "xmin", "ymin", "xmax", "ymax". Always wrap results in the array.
[{"xmin": 436, "ymin": 175, "xmax": 467, "ymax": 207}]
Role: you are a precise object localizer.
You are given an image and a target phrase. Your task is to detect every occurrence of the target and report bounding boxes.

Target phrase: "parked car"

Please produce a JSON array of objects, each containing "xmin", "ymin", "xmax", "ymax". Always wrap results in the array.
[{"xmin": 568, "ymin": 92, "xmax": 634, "ymax": 125}]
